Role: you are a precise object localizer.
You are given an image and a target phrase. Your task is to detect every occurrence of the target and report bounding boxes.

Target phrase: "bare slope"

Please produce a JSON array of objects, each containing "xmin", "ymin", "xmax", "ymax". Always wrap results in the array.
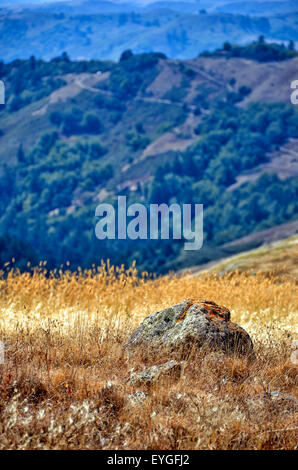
[
  {"xmin": 119, "ymin": 55, "xmax": 298, "ymax": 183},
  {"xmin": 184, "ymin": 231, "xmax": 298, "ymax": 279},
  {"xmin": 1, "ymin": 54, "xmax": 297, "ymax": 185}
]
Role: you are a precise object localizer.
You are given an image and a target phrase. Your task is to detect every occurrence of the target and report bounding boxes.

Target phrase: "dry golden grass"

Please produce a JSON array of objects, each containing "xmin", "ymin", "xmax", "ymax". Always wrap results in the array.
[{"xmin": 0, "ymin": 262, "xmax": 297, "ymax": 450}]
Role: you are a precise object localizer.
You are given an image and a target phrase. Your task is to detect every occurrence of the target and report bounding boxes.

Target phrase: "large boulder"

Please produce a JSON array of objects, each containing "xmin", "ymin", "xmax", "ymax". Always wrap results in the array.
[{"xmin": 124, "ymin": 299, "xmax": 253, "ymax": 356}]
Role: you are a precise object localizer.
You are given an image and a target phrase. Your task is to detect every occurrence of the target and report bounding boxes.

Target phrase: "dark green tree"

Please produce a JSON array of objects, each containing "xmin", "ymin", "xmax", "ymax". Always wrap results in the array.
[{"xmin": 17, "ymin": 144, "xmax": 25, "ymax": 164}]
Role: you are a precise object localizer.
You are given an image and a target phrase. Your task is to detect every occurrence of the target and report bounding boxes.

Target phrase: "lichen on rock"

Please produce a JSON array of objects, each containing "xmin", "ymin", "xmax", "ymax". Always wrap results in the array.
[{"xmin": 124, "ymin": 298, "xmax": 254, "ymax": 356}]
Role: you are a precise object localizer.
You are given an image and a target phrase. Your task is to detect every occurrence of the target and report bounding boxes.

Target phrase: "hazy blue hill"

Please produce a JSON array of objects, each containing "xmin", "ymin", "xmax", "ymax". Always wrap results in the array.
[
  {"xmin": 214, "ymin": 1, "xmax": 298, "ymax": 16},
  {"xmin": 1, "ymin": 0, "xmax": 298, "ymax": 16},
  {"xmin": 1, "ymin": 6, "xmax": 297, "ymax": 62},
  {"xmin": 37, "ymin": 0, "xmax": 138, "ymax": 14},
  {"xmin": 142, "ymin": 1, "xmax": 203, "ymax": 13}
]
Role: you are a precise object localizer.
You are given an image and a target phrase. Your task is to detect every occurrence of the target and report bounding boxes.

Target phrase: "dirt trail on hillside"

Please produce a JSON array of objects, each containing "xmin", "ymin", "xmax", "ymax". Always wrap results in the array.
[
  {"xmin": 31, "ymin": 68, "xmax": 206, "ymax": 162},
  {"xmin": 32, "ymin": 72, "xmax": 111, "ymax": 116},
  {"xmin": 32, "ymin": 70, "xmax": 187, "ymax": 118},
  {"xmin": 188, "ymin": 56, "xmax": 298, "ymax": 106},
  {"xmin": 31, "ymin": 57, "xmax": 298, "ymax": 179}
]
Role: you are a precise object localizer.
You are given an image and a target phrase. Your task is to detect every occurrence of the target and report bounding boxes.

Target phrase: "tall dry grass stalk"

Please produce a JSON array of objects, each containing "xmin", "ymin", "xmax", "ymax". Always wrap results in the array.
[{"xmin": 0, "ymin": 263, "xmax": 297, "ymax": 449}]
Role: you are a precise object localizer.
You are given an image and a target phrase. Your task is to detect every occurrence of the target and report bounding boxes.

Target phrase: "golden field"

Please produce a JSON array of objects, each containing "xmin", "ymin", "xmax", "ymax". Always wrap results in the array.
[{"xmin": 0, "ymin": 261, "xmax": 297, "ymax": 450}]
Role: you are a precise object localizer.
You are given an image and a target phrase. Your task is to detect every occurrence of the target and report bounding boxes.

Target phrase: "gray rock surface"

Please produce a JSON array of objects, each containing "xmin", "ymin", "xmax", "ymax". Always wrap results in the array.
[
  {"xmin": 124, "ymin": 298, "xmax": 253, "ymax": 356},
  {"xmin": 127, "ymin": 390, "xmax": 148, "ymax": 405},
  {"xmin": 128, "ymin": 360, "xmax": 184, "ymax": 386}
]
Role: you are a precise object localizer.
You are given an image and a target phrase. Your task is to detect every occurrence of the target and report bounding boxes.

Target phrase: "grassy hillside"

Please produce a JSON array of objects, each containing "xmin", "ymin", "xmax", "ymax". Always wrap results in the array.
[
  {"xmin": 185, "ymin": 235, "xmax": 298, "ymax": 279},
  {"xmin": 0, "ymin": 46, "xmax": 298, "ymax": 273},
  {"xmin": 0, "ymin": 265, "xmax": 297, "ymax": 449}
]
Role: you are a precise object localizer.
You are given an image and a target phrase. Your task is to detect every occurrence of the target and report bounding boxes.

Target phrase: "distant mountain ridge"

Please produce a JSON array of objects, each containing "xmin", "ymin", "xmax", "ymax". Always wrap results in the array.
[
  {"xmin": 2, "ymin": 0, "xmax": 298, "ymax": 15},
  {"xmin": 0, "ymin": 0, "xmax": 297, "ymax": 62}
]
